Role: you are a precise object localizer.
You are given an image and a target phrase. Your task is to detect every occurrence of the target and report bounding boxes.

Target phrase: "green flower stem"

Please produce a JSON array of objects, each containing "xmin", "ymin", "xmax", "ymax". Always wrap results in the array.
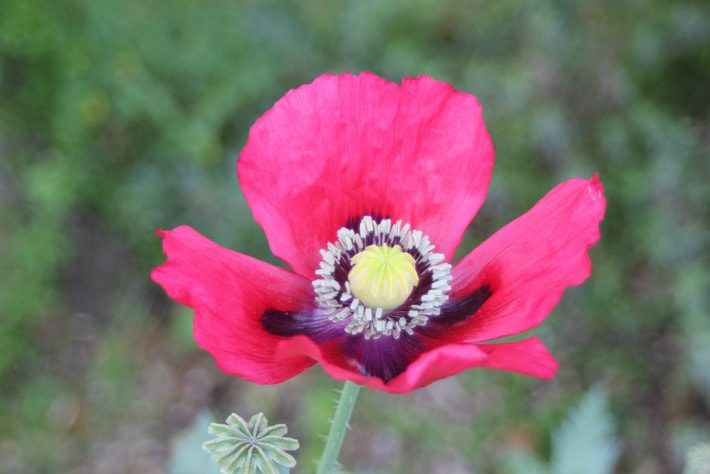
[{"xmin": 317, "ymin": 381, "xmax": 361, "ymax": 474}]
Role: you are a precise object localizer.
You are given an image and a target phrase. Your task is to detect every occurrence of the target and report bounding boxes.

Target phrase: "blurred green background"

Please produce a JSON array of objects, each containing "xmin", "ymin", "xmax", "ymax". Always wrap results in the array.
[{"xmin": 1, "ymin": 0, "xmax": 708, "ymax": 472}]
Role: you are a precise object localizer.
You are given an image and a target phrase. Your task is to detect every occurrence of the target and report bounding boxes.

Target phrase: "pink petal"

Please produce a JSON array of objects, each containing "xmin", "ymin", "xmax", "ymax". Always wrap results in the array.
[
  {"xmin": 450, "ymin": 175, "xmax": 606, "ymax": 342},
  {"xmin": 477, "ymin": 337, "xmax": 558, "ymax": 379},
  {"xmin": 275, "ymin": 335, "xmax": 556, "ymax": 394},
  {"xmin": 151, "ymin": 226, "xmax": 316, "ymax": 383},
  {"xmin": 238, "ymin": 72, "xmax": 494, "ymax": 278}
]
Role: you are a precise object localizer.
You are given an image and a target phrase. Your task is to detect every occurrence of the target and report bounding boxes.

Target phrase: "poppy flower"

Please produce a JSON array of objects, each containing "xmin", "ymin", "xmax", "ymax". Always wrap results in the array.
[{"xmin": 152, "ymin": 72, "xmax": 605, "ymax": 394}]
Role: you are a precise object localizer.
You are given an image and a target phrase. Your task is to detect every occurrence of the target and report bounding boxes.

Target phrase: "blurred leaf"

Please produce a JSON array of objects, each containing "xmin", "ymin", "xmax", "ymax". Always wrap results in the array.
[
  {"xmin": 684, "ymin": 443, "xmax": 710, "ymax": 474},
  {"xmin": 551, "ymin": 388, "xmax": 620, "ymax": 474},
  {"xmin": 170, "ymin": 410, "xmax": 220, "ymax": 474},
  {"xmin": 502, "ymin": 448, "xmax": 549, "ymax": 474},
  {"xmin": 672, "ymin": 420, "xmax": 710, "ymax": 467}
]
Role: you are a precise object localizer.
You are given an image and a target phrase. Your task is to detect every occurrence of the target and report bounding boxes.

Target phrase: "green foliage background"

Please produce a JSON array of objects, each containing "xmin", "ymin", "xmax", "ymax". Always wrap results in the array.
[{"xmin": 0, "ymin": 0, "xmax": 708, "ymax": 472}]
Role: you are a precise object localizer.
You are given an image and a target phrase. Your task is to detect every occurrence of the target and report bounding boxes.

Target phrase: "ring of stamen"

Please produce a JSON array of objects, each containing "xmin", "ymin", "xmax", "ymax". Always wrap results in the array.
[{"xmin": 313, "ymin": 216, "xmax": 453, "ymax": 339}]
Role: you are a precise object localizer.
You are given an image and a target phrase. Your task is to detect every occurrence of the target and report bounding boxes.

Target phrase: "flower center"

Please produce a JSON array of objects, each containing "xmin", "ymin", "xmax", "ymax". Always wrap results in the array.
[
  {"xmin": 312, "ymin": 216, "xmax": 453, "ymax": 339},
  {"xmin": 348, "ymin": 244, "xmax": 419, "ymax": 310}
]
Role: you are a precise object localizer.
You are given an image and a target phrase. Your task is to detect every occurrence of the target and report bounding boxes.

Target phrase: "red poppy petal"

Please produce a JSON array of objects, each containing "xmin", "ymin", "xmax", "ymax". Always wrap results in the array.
[
  {"xmin": 476, "ymin": 337, "xmax": 558, "ymax": 379},
  {"xmin": 274, "ymin": 336, "xmax": 389, "ymax": 389},
  {"xmin": 274, "ymin": 335, "xmax": 556, "ymax": 394},
  {"xmin": 450, "ymin": 175, "xmax": 606, "ymax": 342},
  {"xmin": 238, "ymin": 72, "xmax": 494, "ymax": 278},
  {"xmin": 151, "ymin": 226, "xmax": 316, "ymax": 383}
]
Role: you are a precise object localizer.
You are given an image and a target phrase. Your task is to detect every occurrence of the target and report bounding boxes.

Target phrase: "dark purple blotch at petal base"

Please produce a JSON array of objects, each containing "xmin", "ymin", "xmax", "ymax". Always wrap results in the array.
[
  {"xmin": 424, "ymin": 285, "xmax": 492, "ymax": 329},
  {"xmin": 263, "ymin": 307, "xmax": 423, "ymax": 381},
  {"xmin": 261, "ymin": 285, "xmax": 492, "ymax": 382},
  {"xmin": 262, "ymin": 307, "xmax": 346, "ymax": 344},
  {"xmin": 341, "ymin": 333, "xmax": 425, "ymax": 382}
]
